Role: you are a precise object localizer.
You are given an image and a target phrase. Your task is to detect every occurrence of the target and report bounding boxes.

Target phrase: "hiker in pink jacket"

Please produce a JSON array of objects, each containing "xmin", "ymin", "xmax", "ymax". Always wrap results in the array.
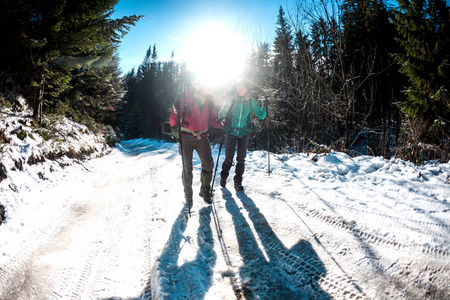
[{"xmin": 170, "ymin": 83, "xmax": 221, "ymax": 208}]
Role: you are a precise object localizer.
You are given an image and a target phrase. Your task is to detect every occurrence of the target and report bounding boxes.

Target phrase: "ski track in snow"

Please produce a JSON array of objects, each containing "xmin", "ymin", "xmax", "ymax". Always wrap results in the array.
[{"xmin": 0, "ymin": 139, "xmax": 449, "ymax": 299}]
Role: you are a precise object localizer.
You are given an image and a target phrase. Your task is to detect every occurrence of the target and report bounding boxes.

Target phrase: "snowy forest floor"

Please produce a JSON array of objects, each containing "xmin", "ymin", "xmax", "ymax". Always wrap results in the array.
[{"xmin": 0, "ymin": 112, "xmax": 449, "ymax": 299}]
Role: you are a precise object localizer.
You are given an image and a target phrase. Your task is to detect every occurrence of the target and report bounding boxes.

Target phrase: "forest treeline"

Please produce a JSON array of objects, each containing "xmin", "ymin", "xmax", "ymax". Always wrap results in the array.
[{"xmin": 1, "ymin": 0, "xmax": 449, "ymax": 164}]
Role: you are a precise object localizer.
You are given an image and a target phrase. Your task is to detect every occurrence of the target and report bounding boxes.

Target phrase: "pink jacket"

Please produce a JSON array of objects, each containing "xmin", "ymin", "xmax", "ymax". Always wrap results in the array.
[{"xmin": 169, "ymin": 91, "xmax": 221, "ymax": 137}]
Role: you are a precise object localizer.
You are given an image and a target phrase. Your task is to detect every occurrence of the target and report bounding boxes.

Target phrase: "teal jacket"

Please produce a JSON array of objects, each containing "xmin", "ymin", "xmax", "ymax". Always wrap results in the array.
[{"xmin": 218, "ymin": 96, "xmax": 267, "ymax": 138}]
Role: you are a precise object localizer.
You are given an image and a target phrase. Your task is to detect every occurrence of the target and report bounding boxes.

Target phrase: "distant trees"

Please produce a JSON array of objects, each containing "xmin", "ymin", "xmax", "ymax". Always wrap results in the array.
[
  {"xmin": 0, "ymin": 0, "xmax": 141, "ymax": 126},
  {"xmin": 119, "ymin": 46, "xmax": 181, "ymax": 140},
  {"xmin": 340, "ymin": 0, "xmax": 400, "ymax": 152}
]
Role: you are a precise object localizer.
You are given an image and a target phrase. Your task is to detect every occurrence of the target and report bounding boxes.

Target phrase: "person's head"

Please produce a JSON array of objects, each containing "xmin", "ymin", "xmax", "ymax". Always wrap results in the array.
[
  {"xmin": 236, "ymin": 79, "xmax": 251, "ymax": 98},
  {"xmin": 179, "ymin": 70, "xmax": 196, "ymax": 95},
  {"xmin": 180, "ymin": 70, "xmax": 195, "ymax": 86},
  {"xmin": 193, "ymin": 82, "xmax": 212, "ymax": 103}
]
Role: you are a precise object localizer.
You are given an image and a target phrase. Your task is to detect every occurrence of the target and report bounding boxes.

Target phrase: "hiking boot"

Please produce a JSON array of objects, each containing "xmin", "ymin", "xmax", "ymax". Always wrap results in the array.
[
  {"xmin": 199, "ymin": 191, "xmax": 212, "ymax": 204},
  {"xmin": 234, "ymin": 175, "xmax": 244, "ymax": 192},
  {"xmin": 220, "ymin": 162, "xmax": 231, "ymax": 188},
  {"xmin": 185, "ymin": 194, "xmax": 193, "ymax": 209},
  {"xmin": 220, "ymin": 176, "xmax": 227, "ymax": 188},
  {"xmin": 182, "ymin": 170, "xmax": 193, "ymax": 201},
  {"xmin": 200, "ymin": 170, "xmax": 213, "ymax": 204}
]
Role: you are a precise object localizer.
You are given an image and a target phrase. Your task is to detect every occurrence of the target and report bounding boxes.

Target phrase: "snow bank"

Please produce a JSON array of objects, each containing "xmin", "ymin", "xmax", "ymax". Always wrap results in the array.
[{"xmin": 0, "ymin": 102, "xmax": 110, "ymax": 225}]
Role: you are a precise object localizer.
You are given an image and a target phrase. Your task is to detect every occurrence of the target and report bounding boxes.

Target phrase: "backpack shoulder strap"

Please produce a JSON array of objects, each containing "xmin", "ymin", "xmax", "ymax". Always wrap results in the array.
[
  {"xmin": 227, "ymin": 98, "xmax": 237, "ymax": 117},
  {"xmin": 208, "ymin": 99, "xmax": 214, "ymax": 117},
  {"xmin": 180, "ymin": 97, "xmax": 189, "ymax": 121}
]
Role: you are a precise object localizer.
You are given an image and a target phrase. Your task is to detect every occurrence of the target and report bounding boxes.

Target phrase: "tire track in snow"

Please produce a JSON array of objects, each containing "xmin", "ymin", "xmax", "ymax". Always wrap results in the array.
[
  {"xmin": 265, "ymin": 240, "xmax": 368, "ymax": 300},
  {"xmin": 307, "ymin": 191, "xmax": 450, "ymax": 234},
  {"xmin": 0, "ymin": 197, "xmax": 83, "ymax": 299},
  {"xmin": 51, "ymin": 246, "xmax": 101, "ymax": 300},
  {"xmin": 259, "ymin": 163, "xmax": 449, "ymax": 258},
  {"xmin": 285, "ymin": 198, "xmax": 450, "ymax": 258},
  {"xmin": 275, "ymin": 158, "xmax": 449, "ymax": 238},
  {"xmin": 49, "ymin": 186, "xmax": 129, "ymax": 299},
  {"xmin": 87, "ymin": 165, "xmax": 157, "ymax": 299}
]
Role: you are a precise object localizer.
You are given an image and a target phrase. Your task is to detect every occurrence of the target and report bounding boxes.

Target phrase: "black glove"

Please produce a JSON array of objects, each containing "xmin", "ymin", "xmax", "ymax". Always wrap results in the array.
[{"xmin": 263, "ymin": 99, "xmax": 270, "ymax": 107}]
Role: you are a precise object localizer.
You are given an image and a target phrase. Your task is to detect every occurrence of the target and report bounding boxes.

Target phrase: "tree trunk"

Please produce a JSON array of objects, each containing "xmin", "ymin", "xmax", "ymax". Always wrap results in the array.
[
  {"xmin": 34, "ymin": 53, "xmax": 49, "ymax": 125},
  {"xmin": 34, "ymin": 73, "xmax": 45, "ymax": 125}
]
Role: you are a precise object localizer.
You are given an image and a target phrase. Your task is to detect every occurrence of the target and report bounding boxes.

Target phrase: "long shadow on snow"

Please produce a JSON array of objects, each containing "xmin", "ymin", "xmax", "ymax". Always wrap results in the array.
[
  {"xmin": 283, "ymin": 166, "xmax": 383, "ymax": 276},
  {"xmin": 116, "ymin": 140, "xmax": 177, "ymax": 159},
  {"xmin": 146, "ymin": 205, "xmax": 216, "ymax": 299},
  {"xmin": 222, "ymin": 188, "xmax": 331, "ymax": 299},
  {"xmin": 101, "ymin": 206, "xmax": 216, "ymax": 300}
]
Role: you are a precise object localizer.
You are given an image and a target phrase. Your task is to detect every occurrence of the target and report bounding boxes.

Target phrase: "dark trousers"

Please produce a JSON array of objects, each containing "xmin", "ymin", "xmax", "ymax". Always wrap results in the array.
[
  {"xmin": 223, "ymin": 133, "xmax": 249, "ymax": 178},
  {"xmin": 180, "ymin": 135, "xmax": 214, "ymax": 198},
  {"xmin": 181, "ymin": 135, "xmax": 214, "ymax": 173}
]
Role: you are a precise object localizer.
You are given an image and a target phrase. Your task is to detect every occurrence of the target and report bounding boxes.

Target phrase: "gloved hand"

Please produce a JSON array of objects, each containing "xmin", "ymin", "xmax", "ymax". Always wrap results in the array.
[
  {"xmin": 220, "ymin": 118, "xmax": 228, "ymax": 127},
  {"xmin": 173, "ymin": 101, "xmax": 181, "ymax": 115},
  {"xmin": 263, "ymin": 99, "xmax": 270, "ymax": 107}
]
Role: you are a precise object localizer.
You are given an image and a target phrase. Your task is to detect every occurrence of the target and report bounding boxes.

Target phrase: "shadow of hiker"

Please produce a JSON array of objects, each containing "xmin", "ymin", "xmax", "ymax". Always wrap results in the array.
[
  {"xmin": 116, "ymin": 140, "xmax": 177, "ymax": 160},
  {"xmin": 149, "ymin": 205, "xmax": 216, "ymax": 299},
  {"xmin": 222, "ymin": 188, "xmax": 331, "ymax": 299}
]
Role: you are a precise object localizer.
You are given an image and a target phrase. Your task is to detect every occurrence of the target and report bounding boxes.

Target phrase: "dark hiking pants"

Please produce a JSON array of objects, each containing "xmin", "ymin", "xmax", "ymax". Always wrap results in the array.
[
  {"xmin": 180, "ymin": 135, "xmax": 214, "ymax": 199},
  {"xmin": 222, "ymin": 133, "xmax": 249, "ymax": 180}
]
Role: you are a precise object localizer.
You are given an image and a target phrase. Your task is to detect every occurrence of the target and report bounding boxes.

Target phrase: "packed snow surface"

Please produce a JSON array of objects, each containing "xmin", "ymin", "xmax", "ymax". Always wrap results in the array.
[{"xmin": 0, "ymin": 135, "xmax": 449, "ymax": 299}]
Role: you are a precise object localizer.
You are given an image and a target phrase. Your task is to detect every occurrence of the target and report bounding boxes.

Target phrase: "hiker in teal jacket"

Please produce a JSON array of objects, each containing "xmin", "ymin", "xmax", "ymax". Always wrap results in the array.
[{"xmin": 218, "ymin": 80, "xmax": 268, "ymax": 191}]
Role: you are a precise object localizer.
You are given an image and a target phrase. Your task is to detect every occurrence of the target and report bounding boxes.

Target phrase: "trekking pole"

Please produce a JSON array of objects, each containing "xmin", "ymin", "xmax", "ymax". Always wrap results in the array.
[
  {"xmin": 266, "ymin": 102, "xmax": 271, "ymax": 176},
  {"xmin": 178, "ymin": 84, "xmax": 190, "ymax": 216},
  {"xmin": 210, "ymin": 135, "xmax": 224, "ymax": 199}
]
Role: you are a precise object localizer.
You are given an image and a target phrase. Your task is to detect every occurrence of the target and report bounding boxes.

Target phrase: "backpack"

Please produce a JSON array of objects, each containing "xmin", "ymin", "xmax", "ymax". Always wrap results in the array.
[
  {"xmin": 164, "ymin": 98, "xmax": 214, "ymax": 139},
  {"xmin": 170, "ymin": 101, "xmax": 189, "ymax": 139}
]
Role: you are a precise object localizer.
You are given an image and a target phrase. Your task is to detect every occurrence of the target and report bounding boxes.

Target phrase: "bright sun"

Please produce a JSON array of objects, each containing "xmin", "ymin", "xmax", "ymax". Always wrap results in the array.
[{"xmin": 180, "ymin": 23, "xmax": 250, "ymax": 87}]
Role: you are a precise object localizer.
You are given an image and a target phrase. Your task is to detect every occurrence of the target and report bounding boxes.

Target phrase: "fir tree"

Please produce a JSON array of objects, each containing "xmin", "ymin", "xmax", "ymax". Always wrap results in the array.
[
  {"xmin": 119, "ymin": 45, "xmax": 181, "ymax": 139},
  {"xmin": 272, "ymin": 6, "xmax": 297, "ymax": 141},
  {"xmin": 273, "ymin": 6, "xmax": 294, "ymax": 91},
  {"xmin": 394, "ymin": 0, "xmax": 450, "ymax": 143},
  {"xmin": 0, "ymin": 0, "xmax": 142, "ymax": 124}
]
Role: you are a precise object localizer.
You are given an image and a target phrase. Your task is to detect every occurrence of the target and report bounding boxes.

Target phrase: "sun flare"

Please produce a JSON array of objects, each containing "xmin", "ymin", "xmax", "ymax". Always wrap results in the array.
[{"xmin": 180, "ymin": 23, "xmax": 250, "ymax": 87}]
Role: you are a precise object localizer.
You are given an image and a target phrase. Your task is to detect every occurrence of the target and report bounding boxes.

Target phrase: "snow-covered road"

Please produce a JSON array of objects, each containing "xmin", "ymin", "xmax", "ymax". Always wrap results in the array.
[{"xmin": 1, "ymin": 139, "xmax": 449, "ymax": 299}]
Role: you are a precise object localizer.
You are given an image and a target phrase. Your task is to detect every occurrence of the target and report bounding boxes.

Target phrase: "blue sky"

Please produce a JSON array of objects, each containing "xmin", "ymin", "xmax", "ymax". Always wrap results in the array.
[{"xmin": 112, "ymin": 0, "xmax": 294, "ymax": 74}]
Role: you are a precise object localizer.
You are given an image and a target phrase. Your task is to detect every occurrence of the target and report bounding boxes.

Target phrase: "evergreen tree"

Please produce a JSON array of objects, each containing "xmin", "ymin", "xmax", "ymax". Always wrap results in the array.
[
  {"xmin": 119, "ymin": 45, "xmax": 181, "ymax": 140},
  {"xmin": 0, "ymin": 1, "xmax": 34, "ymax": 94},
  {"xmin": 394, "ymin": 0, "xmax": 450, "ymax": 144},
  {"xmin": 159, "ymin": 52, "xmax": 179, "ymax": 138},
  {"xmin": 310, "ymin": 18, "xmax": 339, "ymax": 80},
  {"xmin": 273, "ymin": 6, "xmax": 294, "ymax": 92},
  {"xmin": 0, "ymin": 0, "xmax": 142, "ymax": 124},
  {"xmin": 272, "ymin": 6, "xmax": 296, "ymax": 143},
  {"xmin": 121, "ymin": 68, "xmax": 145, "ymax": 138}
]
